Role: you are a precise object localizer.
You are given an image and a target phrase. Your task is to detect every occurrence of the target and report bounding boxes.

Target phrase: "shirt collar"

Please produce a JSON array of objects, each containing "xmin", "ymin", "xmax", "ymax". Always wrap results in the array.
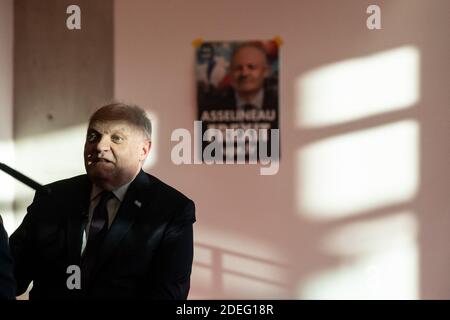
[
  {"xmin": 90, "ymin": 180, "xmax": 133, "ymax": 203},
  {"xmin": 235, "ymin": 89, "xmax": 264, "ymax": 109}
]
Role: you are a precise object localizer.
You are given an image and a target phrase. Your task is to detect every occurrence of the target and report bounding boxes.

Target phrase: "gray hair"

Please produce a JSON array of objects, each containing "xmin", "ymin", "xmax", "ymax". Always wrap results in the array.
[{"xmin": 89, "ymin": 102, "xmax": 152, "ymax": 140}]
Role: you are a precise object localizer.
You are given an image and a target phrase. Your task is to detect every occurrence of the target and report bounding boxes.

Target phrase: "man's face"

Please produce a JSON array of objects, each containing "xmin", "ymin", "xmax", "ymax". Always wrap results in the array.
[
  {"xmin": 230, "ymin": 46, "xmax": 268, "ymax": 98},
  {"xmin": 84, "ymin": 120, "xmax": 150, "ymax": 190}
]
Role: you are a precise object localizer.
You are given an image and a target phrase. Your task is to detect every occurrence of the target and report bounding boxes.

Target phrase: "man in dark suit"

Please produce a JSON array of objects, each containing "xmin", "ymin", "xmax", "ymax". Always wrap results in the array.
[
  {"xmin": 9, "ymin": 103, "xmax": 196, "ymax": 299},
  {"xmin": 0, "ymin": 215, "xmax": 16, "ymax": 300}
]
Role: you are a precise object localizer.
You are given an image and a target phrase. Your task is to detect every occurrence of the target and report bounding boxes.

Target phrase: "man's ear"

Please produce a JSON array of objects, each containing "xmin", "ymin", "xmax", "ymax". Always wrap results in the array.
[{"xmin": 140, "ymin": 140, "xmax": 151, "ymax": 161}]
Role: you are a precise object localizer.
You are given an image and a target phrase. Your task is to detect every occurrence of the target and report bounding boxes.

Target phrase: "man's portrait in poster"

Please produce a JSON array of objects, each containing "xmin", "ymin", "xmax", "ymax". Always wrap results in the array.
[{"xmin": 196, "ymin": 39, "xmax": 280, "ymax": 161}]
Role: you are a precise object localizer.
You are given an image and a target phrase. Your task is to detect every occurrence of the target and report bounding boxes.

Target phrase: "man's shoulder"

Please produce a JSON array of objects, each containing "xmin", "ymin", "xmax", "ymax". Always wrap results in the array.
[
  {"xmin": 136, "ymin": 171, "xmax": 196, "ymax": 223},
  {"xmin": 43, "ymin": 174, "xmax": 90, "ymax": 195},
  {"xmin": 141, "ymin": 171, "xmax": 193, "ymax": 206},
  {"xmin": 41, "ymin": 172, "xmax": 194, "ymax": 209}
]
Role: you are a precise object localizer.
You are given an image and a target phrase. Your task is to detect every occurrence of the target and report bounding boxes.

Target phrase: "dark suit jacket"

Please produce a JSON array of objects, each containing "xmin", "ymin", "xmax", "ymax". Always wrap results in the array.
[
  {"xmin": 0, "ymin": 215, "xmax": 16, "ymax": 300},
  {"xmin": 9, "ymin": 170, "xmax": 195, "ymax": 300}
]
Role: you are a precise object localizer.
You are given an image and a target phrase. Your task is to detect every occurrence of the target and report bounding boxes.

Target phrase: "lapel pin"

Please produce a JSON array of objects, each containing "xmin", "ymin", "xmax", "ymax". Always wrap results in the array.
[{"xmin": 134, "ymin": 200, "xmax": 142, "ymax": 208}]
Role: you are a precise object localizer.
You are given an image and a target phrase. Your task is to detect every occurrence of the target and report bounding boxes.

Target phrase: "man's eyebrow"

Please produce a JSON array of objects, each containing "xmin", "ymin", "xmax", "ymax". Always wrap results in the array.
[{"xmin": 112, "ymin": 128, "xmax": 129, "ymax": 135}]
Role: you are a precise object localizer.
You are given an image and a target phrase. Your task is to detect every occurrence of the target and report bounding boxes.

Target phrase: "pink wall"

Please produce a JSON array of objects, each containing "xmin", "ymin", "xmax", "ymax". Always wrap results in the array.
[{"xmin": 115, "ymin": 0, "xmax": 450, "ymax": 299}]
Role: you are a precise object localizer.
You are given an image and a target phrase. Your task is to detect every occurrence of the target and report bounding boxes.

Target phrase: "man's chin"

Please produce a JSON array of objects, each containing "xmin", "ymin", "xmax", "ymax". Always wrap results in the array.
[
  {"xmin": 86, "ymin": 166, "xmax": 115, "ymax": 181},
  {"xmin": 85, "ymin": 165, "xmax": 140, "ymax": 189}
]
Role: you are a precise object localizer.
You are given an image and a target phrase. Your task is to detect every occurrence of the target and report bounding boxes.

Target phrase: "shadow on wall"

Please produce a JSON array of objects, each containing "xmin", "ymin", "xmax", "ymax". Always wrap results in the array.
[
  {"xmin": 189, "ymin": 45, "xmax": 422, "ymax": 299},
  {"xmin": 191, "ymin": 243, "xmax": 292, "ymax": 299},
  {"xmin": 292, "ymin": 46, "xmax": 420, "ymax": 298}
]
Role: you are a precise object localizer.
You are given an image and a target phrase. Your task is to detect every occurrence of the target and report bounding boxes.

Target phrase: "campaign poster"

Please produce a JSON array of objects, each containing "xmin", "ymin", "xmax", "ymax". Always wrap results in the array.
[{"xmin": 196, "ymin": 39, "xmax": 280, "ymax": 162}]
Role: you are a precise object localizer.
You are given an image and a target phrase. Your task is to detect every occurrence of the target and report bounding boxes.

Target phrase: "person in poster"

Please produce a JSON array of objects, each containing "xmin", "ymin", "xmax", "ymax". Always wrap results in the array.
[{"xmin": 197, "ymin": 40, "xmax": 279, "ymax": 161}]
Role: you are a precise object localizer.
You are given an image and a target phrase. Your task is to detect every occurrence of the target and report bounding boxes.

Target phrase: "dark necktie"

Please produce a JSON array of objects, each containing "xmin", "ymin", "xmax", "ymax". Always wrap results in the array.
[
  {"xmin": 87, "ymin": 191, "xmax": 114, "ymax": 242},
  {"xmin": 81, "ymin": 191, "xmax": 115, "ymax": 288}
]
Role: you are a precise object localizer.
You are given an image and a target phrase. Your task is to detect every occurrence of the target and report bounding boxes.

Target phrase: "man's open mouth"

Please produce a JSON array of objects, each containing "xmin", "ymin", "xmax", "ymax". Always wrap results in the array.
[{"xmin": 87, "ymin": 158, "xmax": 113, "ymax": 166}]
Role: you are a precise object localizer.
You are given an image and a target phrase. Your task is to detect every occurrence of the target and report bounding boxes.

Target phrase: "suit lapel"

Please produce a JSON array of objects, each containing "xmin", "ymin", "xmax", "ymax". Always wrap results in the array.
[
  {"xmin": 89, "ymin": 170, "xmax": 155, "ymax": 279},
  {"xmin": 66, "ymin": 176, "xmax": 92, "ymax": 266}
]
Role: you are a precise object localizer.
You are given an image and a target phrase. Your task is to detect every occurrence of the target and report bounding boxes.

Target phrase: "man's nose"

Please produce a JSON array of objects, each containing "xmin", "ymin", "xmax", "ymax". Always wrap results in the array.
[
  {"xmin": 241, "ymin": 66, "xmax": 250, "ymax": 76},
  {"xmin": 96, "ymin": 135, "xmax": 111, "ymax": 151}
]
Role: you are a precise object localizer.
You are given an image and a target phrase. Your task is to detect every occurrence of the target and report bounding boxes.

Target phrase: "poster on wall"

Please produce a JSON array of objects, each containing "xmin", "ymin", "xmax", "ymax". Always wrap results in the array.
[{"xmin": 195, "ymin": 39, "xmax": 280, "ymax": 162}]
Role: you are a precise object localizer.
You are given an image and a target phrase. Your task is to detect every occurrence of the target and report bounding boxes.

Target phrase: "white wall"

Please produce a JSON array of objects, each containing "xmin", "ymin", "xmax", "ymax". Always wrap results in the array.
[
  {"xmin": 0, "ymin": 0, "xmax": 15, "ymax": 234},
  {"xmin": 115, "ymin": 0, "xmax": 450, "ymax": 299}
]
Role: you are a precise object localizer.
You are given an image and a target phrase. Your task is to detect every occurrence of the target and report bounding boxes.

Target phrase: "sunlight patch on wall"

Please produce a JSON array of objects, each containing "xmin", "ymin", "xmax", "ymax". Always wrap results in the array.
[
  {"xmin": 297, "ymin": 120, "xmax": 419, "ymax": 220},
  {"xmin": 296, "ymin": 46, "xmax": 420, "ymax": 128},
  {"xmin": 191, "ymin": 225, "xmax": 290, "ymax": 298},
  {"xmin": 298, "ymin": 211, "xmax": 418, "ymax": 299},
  {"xmin": 12, "ymin": 125, "xmax": 87, "ymax": 228},
  {"xmin": 15, "ymin": 124, "xmax": 87, "ymax": 188}
]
